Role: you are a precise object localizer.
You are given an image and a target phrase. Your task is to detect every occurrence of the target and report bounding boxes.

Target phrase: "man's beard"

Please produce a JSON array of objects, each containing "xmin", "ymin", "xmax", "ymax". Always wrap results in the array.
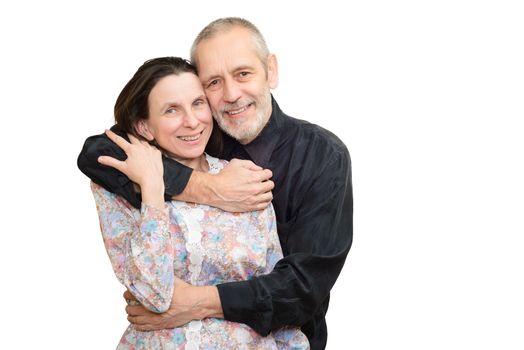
[{"xmin": 214, "ymin": 93, "xmax": 271, "ymax": 144}]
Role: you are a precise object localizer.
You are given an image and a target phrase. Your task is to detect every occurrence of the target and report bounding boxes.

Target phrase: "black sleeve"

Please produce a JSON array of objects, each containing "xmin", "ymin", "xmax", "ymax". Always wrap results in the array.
[
  {"xmin": 216, "ymin": 146, "xmax": 353, "ymax": 337},
  {"xmin": 77, "ymin": 125, "xmax": 194, "ymax": 209}
]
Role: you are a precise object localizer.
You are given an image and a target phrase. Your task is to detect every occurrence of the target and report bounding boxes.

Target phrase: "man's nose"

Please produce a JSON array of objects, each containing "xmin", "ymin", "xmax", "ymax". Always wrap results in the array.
[{"xmin": 223, "ymin": 79, "xmax": 241, "ymax": 103}]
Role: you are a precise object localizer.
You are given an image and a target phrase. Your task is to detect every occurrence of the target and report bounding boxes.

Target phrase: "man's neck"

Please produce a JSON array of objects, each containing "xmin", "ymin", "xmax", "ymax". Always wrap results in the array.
[{"xmin": 238, "ymin": 108, "xmax": 273, "ymax": 145}]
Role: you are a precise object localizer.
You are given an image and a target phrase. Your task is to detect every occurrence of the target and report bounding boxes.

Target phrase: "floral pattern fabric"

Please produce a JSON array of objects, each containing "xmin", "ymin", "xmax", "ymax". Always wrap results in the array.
[{"xmin": 92, "ymin": 154, "xmax": 309, "ymax": 349}]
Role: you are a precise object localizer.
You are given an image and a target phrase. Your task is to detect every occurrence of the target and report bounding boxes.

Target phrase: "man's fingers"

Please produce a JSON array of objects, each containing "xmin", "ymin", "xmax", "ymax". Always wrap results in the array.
[
  {"xmin": 126, "ymin": 304, "xmax": 151, "ymax": 317},
  {"xmin": 231, "ymin": 158, "xmax": 262, "ymax": 171},
  {"xmin": 256, "ymin": 191, "xmax": 273, "ymax": 204},
  {"xmin": 254, "ymin": 201, "xmax": 272, "ymax": 211},
  {"xmin": 249, "ymin": 191, "xmax": 272, "ymax": 210},
  {"xmin": 134, "ymin": 324, "xmax": 153, "ymax": 331},
  {"xmin": 127, "ymin": 315, "xmax": 160, "ymax": 331},
  {"xmin": 127, "ymin": 315, "xmax": 148, "ymax": 325},
  {"xmin": 227, "ymin": 159, "xmax": 273, "ymax": 181},
  {"xmin": 133, "ymin": 322, "xmax": 158, "ymax": 332},
  {"xmin": 256, "ymin": 180, "xmax": 274, "ymax": 194},
  {"xmin": 98, "ymin": 155, "xmax": 125, "ymax": 172},
  {"xmin": 253, "ymin": 169, "xmax": 273, "ymax": 183},
  {"xmin": 105, "ymin": 129, "xmax": 131, "ymax": 152}
]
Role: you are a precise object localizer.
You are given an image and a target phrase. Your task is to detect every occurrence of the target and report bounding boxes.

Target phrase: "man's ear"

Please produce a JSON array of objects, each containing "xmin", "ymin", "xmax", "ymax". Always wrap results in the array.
[
  {"xmin": 267, "ymin": 53, "xmax": 279, "ymax": 89},
  {"xmin": 135, "ymin": 120, "xmax": 154, "ymax": 141}
]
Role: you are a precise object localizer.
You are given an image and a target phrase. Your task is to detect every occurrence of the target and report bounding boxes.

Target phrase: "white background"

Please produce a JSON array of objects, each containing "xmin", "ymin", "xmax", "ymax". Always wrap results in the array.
[{"xmin": 1, "ymin": 0, "xmax": 523, "ymax": 349}]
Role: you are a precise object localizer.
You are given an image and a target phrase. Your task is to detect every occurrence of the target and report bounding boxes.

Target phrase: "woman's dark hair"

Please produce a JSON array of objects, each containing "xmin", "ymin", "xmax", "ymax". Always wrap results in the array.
[{"xmin": 114, "ymin": 56, "xmax": 222, "ymax": 155}]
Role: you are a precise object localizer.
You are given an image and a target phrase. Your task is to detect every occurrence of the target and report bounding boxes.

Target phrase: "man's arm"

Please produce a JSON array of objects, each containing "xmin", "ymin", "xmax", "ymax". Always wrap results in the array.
[
  {"xmin": 217, "ymin": 147, "xmax": 353, "ymax": 335},
  {"xmin": 124, "ymin": 147, "xmax": 353, "ymax": 335},
  {"xmin": 77, "ymin": 126, "xmax": 274, "ymax": 211},
  {"xmin": 177, "ymin": 158, "xmax": 274, "ymax": 212},
  {"xmin": 124, "ymin": 277, "xmax": 223, "ymax": 331}
]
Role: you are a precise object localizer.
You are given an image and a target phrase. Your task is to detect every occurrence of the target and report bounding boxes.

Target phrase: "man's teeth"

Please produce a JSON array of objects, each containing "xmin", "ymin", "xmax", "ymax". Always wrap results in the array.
[
  {"xmin": 227, "ymin": 105, "xmax": 248, "ymax": 115},
  {"xmin": 178, "ymin": 134, "xmax": 200, "ymax": 141}
]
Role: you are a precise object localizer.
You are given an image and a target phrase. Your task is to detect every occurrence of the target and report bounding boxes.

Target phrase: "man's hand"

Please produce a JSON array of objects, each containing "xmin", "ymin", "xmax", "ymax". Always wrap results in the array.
[
  {"xmin": 179, "ymin": 159, "xmax": 274, "ymax": 212},
  {"xmin": 124, "ymin": 278, "xmax": 223, "ymax": 331}
]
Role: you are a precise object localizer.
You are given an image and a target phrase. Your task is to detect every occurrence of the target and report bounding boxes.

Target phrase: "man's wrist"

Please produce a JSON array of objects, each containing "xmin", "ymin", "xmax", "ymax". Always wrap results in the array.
[
  {"xmin": 187, "ymin": 285, "xmax": 223, "ymax": 320},
  {"xmin": 200, "ymin": 286, "xmax": 223, "ymax": 319},
  {"xmin": 174, "ymin": 171, "xmax": 216, "ymax": 206}
]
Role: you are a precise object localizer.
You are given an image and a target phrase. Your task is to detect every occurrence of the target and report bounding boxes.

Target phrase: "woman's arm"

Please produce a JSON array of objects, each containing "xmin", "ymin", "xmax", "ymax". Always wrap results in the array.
[
  {"xmin": 78, "ymin": 126, "xmax": 193, "ymax": 209},
  {"xmin": 91, "ymin": 182, "xmax": 174, "ymax": 313},
  {"xmin": 90, "ymin": 131, "xmax": 175, "ymax": 313}
]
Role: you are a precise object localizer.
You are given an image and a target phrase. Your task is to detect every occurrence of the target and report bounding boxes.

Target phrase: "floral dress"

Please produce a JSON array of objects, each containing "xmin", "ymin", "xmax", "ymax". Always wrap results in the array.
[{"xmin": 91, "ymin": 154, "xmax": 309, "ymax": 350}]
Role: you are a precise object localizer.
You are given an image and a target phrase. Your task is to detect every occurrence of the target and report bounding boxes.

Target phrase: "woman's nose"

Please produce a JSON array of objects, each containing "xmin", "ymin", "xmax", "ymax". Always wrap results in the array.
[{"xmin": 183, "ymin": 111, "xmax": 199, "ymax": 128}]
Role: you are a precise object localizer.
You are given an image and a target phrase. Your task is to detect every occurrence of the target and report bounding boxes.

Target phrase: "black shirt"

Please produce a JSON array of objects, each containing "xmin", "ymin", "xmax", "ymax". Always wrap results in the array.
[{"xmin": 77, "ymin": 97, "xmax": 353, "ymax": 350}]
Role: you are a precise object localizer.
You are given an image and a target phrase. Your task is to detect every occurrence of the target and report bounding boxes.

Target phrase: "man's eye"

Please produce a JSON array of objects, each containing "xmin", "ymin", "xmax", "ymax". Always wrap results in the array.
[
  {"xmin": 166, "ymin": 107, "xmax": 177, "ymax": 114},
  {"xmin": 208, "ymin": 80, "xmax": 218, "ymax": 88},
  {"xmin": 239, "ymin": 72, "xmax": 249, "ymax": 77}
]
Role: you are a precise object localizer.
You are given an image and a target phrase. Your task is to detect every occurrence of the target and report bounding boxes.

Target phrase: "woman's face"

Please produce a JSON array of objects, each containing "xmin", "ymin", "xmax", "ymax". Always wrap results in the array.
[{"xmin": 142, "ymin": 72, "xmax": 213, "ymax": 168}]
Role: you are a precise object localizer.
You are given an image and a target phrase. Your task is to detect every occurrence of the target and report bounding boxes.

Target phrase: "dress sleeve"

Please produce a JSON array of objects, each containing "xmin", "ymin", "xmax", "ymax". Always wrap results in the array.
[
  {"xmin": 91, "ymin": 182, "xmax": 175, "ymax": 313},
  {"xmin": 216, "ymin": 147, "xmax": 353, "ymax": 337},
  {"xmin": 78, "ymin": 125, "xmax": 193, "ymax": 209}
]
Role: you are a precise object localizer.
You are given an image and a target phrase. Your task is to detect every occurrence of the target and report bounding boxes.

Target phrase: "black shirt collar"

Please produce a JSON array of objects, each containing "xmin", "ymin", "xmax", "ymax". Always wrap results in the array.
[{"xmin": 222, "ymin": 95, "xmax": 284, "ymax": 168}]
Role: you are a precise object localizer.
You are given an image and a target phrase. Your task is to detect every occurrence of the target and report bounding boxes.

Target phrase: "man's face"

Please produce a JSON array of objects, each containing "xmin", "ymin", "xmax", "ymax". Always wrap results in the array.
[{"xmin": 195, "ymin": 27, "xmax": 278, "ymax": 144}]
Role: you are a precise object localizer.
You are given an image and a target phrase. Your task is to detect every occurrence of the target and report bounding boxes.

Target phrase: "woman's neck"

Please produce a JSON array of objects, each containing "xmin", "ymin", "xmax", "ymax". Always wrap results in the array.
[{"xmin": 168, "ymin": 153, "xmax": 209, "ymax": 172}]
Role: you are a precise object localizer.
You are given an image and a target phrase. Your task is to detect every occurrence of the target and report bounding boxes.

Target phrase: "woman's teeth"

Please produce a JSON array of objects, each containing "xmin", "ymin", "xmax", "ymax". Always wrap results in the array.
[{"xmin": 178, "ymin": 134, "xmax": 200, "ymax": 141}]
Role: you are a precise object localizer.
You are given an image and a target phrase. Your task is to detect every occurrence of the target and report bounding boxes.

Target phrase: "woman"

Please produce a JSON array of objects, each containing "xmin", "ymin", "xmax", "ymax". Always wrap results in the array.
[{"xmin": 90, "ymin": 57, "xmax": 309, "ymax": 349}]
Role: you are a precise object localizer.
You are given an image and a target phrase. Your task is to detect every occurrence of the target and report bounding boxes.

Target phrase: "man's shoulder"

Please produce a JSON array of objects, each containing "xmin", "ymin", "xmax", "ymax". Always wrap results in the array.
[{"xmin": 281, "ymin": 114, "xmax": 349, "ymax": 159}]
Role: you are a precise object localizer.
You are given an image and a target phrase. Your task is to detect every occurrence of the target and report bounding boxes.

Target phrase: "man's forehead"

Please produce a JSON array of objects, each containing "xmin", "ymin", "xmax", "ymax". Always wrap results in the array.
[{"xmin": 196, "ymin": 45, "xmax": 261, "ymax": 80}]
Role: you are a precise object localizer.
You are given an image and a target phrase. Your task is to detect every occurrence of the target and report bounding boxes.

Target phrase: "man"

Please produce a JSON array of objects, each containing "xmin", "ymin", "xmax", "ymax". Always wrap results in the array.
[{"xmin": 78, "ymin": 17, "xmax": 352, "ymax": 349}]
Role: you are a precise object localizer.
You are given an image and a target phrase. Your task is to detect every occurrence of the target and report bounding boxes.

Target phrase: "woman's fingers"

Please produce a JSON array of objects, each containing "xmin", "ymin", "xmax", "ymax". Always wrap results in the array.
[
  {"xmin": 105, "ymin": 129, "xmax": 131, "ymax": 152},
  {"xmin": 123, "ymin": 290, "xmax": 137, "ymax": 301},
  {"xmin": 128, "ymin": 133, "xmax": 142, "ymax": 145},
  {"xmin": 98, "ymin": 155, "xmax": 125, "ymax": 172},
  {"xmin": 101, "ymin": 129, "xmax": 161, "ymax": 185}
]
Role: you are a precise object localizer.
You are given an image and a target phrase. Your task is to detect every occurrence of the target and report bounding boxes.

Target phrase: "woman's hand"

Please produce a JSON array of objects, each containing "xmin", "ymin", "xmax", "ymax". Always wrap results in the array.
[{"xmin": 98, "ymin": 129, "xmax": 165, "ymax": 208}]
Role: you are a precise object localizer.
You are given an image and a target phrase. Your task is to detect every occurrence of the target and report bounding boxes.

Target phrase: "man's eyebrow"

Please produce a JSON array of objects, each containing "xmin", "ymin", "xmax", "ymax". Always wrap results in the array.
[
  {"xmin": 201, "ymin": 65, "xmax": 256, "ymax": 83},
  {"xmin": 233, "ymin": 65, "xmax": 254, "ymax": 72}
]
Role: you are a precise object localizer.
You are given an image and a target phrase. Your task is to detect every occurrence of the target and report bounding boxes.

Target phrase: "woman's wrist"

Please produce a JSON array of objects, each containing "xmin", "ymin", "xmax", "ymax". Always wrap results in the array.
[{"xmin": 140, "ymin": 181, "xmax": 165, "ymax": 209}]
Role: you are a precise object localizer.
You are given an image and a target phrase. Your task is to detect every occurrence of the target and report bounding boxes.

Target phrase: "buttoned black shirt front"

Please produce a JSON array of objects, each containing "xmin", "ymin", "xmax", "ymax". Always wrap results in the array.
[{"xmin": 77, "ymin": 97, "xmax": 353, "ymax": 350}]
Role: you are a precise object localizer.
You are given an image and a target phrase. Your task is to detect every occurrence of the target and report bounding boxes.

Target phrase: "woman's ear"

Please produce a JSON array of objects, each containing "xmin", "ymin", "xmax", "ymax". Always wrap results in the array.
[{"xmin": 135, "ymin": 120, "xmax": 154, "ymax": 141}]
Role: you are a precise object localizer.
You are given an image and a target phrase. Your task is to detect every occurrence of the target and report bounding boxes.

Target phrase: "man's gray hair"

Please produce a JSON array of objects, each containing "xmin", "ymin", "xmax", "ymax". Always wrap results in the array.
[{"xmin": 190, "ymin": 17, "xmax": 270, "ymax": 72}]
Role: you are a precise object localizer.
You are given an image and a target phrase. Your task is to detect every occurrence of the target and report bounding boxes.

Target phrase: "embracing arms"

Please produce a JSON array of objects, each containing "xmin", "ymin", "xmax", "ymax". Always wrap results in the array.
[
  {"xmin": 78, "ymin": 126, "xmax": 273, "ymax": 212},
  {"xmin": 123, "ymin": 144, "xmax": 353, "ymax": 338}
]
